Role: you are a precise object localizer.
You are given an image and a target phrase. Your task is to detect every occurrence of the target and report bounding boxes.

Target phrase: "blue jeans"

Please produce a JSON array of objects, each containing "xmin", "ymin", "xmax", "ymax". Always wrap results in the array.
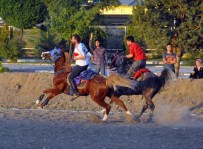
[
  {"xmin": 127, "ymin": 60, "xmax": 146, "ymax": 76},
  {"xmin": 92, "ymin": 63, "xmax": 105, "ymax": 75}
]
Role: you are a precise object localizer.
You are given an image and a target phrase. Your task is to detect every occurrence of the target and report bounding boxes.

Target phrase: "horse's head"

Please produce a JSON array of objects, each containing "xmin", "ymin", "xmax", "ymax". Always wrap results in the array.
[
  {"xmin": 41, "ymin": 47, "xmax": 62, "ymax": 62},
  {"xmin": 109, "ymin": 52, "xmax": 127, "ymax": 68},
  {"xmin": 109, "ymin": 52, "xmax": 132, "ymax": 75}
]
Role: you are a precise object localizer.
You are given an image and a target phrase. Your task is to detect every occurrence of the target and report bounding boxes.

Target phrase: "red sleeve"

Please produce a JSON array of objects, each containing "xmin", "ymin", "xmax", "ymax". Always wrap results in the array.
[{"xmin": 129, "ymin": 45, "xmax": 134, "ymax": 56}]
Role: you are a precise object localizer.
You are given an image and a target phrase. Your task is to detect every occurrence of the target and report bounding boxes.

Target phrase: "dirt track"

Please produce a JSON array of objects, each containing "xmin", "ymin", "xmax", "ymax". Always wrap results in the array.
[
  {"xmin": 0, "ymin": 72, "xmax": 203, "ymax": 115},
  {"xmin": 0, "ymin": 109, "xmax": 203, "ymax": 149},
  {"xmin": 1, "ymin": 73, "xmax": 203, "ymax": 148}
]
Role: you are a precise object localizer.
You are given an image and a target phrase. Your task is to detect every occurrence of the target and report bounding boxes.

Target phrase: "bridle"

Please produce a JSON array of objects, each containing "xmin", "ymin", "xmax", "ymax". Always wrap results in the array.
[
  {"xmin": 42, "ymin": 52, "xmax": 67, "ymax": 75},
  {"xmin": 110, "ymin": 52, "xmax": 124, "ymax": 68}
]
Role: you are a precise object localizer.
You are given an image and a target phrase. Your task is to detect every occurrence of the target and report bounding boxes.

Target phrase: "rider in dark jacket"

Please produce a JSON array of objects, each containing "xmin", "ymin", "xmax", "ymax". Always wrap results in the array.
[{"xmin": 189, "ymin": 59, "xmax": 203, "ymax": 79}]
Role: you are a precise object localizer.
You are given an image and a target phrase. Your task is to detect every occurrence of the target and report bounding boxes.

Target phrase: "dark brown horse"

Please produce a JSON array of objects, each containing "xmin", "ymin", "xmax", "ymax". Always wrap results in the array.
[
  {"xmin": 36, "ymin": 49, "xmax": 134, "ymax": 121},
  {"xmin": 108, "ymin": 53, "xmax": 176, "ymax": 118}
]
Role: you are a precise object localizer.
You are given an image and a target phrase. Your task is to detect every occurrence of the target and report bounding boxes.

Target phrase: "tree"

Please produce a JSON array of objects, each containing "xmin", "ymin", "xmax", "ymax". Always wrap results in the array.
[
  {"xmin": 128, "ymin": 0, "xmax": 203, "ymax": 76},
  {"xmin": 43, "ymin": 0, "xmax": 119, "ymax": 51},
  {"xmin": 41, "ymin": 0, "xmax": 119, "ymax": 60},
  {"xmin": 36, "ymin": 30, "xmax": 58, "ymax": 57},
  {"xmin": 0, "ymin": 36, "xmax": 25, "ymax": 61},
  {"xmin": 0, "ymin": 0, "xmax": 48, "ymax": 38},
  {"xmin": 0, "ymin": 26, "xmax": 9, "ymax": 42}
]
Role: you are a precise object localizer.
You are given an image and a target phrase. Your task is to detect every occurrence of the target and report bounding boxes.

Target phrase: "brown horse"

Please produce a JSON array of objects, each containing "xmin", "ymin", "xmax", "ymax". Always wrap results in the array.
[
  {"xmin": 108, "ymin": 53, "xmax": 177, "ymax": 118},
  {"xmin": 36, "ymin": 49, "xmax": 134, "ymax": 121}
]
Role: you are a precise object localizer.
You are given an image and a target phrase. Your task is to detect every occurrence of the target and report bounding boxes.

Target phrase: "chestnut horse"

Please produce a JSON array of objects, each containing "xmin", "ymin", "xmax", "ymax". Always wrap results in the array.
[{"xmin": 36, "ymin": 49, "xmax": 135, "ymax": 121}]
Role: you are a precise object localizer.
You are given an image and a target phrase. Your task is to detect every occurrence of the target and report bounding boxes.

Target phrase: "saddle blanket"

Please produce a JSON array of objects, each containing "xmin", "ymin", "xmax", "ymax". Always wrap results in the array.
[
  {"xmin": 134, "ymin": 68, "xmax": 150, "ymax": 79},
  {"xmin": 74, "ymin": 69, "xmax": 97, "ymax": 86}
]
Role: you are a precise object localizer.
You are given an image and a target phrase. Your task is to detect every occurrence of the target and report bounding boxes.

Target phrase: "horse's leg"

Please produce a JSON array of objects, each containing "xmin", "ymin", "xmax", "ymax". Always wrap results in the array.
[
  {"xmin": 92, "ymin": 98, "xmax": 111, "ymax": 121},
  {"xmin": 139, "ymin": 104, "xmax": 148, "ymax": 117},
  {"xmin": 40, "ymin": 92, "xmax": 60, "ymax": 108},
  {"xmin": 139, "ymin": 88, "xmax": 155, "ymax": 118},
  {"xmin": 139, "ymin": 95, "xmax": 155, "ymax": 118},
  {"xmin": 43, "ymin": 88, "xmax": 59, "ymax": 94},
  {"xmin": 36, "ymin": 88, "xmax": 60, "ymax": 106},
  {"xmin": 110, "ymin": 94, "xmax": 132, "ymax": 116},
  {"xmin": 39, "ymin": 86, "xmax": 64, "ymax": 108},
  {"xmin": 35, "ymin": 94, "xmax": 45, "ymax": 105}
]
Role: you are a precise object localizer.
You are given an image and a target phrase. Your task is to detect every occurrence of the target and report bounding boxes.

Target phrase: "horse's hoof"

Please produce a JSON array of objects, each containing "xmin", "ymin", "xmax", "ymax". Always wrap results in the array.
[
  {"xmin": 35, "ymin": 100, "xmax": 40, "ymax": 105},
  {"xmin": 126, "ymin": 111, "xmax": 132, "ymax": 115},
  {"xmin": 38, "ymin": 106, "xmax": 43, "ymax": 109},
  {"xmin": 102, "ymin": 114, "xmax": 108, "ymax": 121}
]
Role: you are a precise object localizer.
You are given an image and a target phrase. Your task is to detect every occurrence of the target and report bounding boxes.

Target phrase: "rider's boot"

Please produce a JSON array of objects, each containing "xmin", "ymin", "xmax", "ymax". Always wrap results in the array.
[{"xmin": 69, "ymin": 80, "xmax": 80, "ymax": 96}]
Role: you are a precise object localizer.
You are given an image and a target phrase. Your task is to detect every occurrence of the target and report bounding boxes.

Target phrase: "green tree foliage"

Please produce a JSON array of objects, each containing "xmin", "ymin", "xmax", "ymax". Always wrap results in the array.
[
  {"xmin": 36, "ymin": 31, "xmax": 58, "ymax": 57},
  {"xmin": 0, "ymin": 36, "xmax": 25, "ymax": 61},
  {"xmin": 43, "ymin": 0, "xmax": 119, "ymax": 44},
  {"xmin": 128, "ymin": 0, "xmax": 203, "ymax": 75},
  {"xmin": 0, "ymin": 26, "xmax": 9, "ymax": 42},
  {"xmin": 0, "ymin": 0, "xmax": 48, "ymax": 31}
]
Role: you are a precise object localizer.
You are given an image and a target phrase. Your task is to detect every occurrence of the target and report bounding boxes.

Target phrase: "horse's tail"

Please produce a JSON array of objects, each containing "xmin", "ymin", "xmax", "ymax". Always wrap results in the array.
[
  {"xmin": 159, "ymin": 68, "xmax": 177, "ymax": 87},
  {"xmin": 106, "ymin": 73, "xmax": 136, "ymax": 90}
]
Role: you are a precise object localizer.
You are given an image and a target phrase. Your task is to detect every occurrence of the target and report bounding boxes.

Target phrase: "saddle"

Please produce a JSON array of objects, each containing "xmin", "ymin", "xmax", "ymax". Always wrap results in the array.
[
  {"xmin": 133, "ymin": 68, "xmax": 150, "ymax": 79},
  {"xmin": 74, "ymin": 69, "xmax": 97, "ymax": 89}
]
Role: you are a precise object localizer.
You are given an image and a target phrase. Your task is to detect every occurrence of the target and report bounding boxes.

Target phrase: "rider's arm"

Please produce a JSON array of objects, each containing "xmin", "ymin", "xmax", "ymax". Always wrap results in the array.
[
  {"xmin": 126, "ymin": 45, "xmax": 134, "ymax": 59},
  {"xmin": 126, "ymin": 54, "xmax": 133, "ymax": 59},
  {"xmin": 89, "ymin": 33, "xmax": 94, "ymax": 53},
  {"xmin": 169, "ymin": 54, "xmax": 177, "ymax": 64},
  {"xmin": 163, "ymin": 58, "xmax": 168, "ymax": 64},
  {"xmin": 165, "ymin": 54, "xmax": 177, "ymax": 64}
]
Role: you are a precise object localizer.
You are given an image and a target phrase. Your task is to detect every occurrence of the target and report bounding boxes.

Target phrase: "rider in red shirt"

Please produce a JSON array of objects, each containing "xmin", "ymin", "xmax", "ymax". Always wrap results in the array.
[{"xmin": 125, "ymin": 36, "xmax": 147, "ymax": 77}]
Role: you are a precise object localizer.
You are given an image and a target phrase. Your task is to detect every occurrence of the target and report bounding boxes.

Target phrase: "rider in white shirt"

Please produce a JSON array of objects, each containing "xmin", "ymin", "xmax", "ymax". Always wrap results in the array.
[{"xmin": 68, "ymin": 34, "xmax": 89, "ymax": 96}]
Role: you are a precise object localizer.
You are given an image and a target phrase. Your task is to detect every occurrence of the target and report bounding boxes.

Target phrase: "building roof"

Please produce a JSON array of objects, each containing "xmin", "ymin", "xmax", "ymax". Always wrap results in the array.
[{"xmin": 119, "ymin": 0, "xmax": 143, "ymax": 6}]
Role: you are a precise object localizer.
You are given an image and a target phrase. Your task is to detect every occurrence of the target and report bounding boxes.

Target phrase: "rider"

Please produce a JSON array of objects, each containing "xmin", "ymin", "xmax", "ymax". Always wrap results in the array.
[
  {"xmin": 68, "ymin": 34, "xmax": 88, "ymax": 96},
  {"xmin": 125, "ymin": 36, "xmax": 147, "ymax": 78}
]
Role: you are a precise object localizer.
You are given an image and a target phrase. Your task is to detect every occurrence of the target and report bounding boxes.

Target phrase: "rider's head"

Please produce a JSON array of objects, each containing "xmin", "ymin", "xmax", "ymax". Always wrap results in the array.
[
  {"xmin": 126, "ymin": 36, "xmax": 134, "ymax": 46},
  {"xmin": 166, "ymin": 43, "xmax": 172, "ymax": 53},
  {"xmin": 71, "ymin": 34, "xmax": 81, "ymax": 45},
  {"xmin": 95, "ymin": 39, "xmax": 101, "ymax": 48}
]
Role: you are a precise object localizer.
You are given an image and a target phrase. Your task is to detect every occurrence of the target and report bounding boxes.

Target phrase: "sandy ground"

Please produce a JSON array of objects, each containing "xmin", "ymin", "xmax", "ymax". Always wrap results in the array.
[
  {"xmin": 0, "ymin": 109, "xmax": 203, "ymax": 149},
  {"xmin": 0, "ymin": 72, "xmax": 203, "ymax": 115},
  {"xmin": 0, "ymin": 72, "xmax": 203, "ymax": 148}
]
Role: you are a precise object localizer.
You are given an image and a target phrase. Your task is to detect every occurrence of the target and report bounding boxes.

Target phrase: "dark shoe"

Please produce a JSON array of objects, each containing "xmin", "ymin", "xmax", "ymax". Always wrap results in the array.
[{"xmin": 69, "ymin": 80, "xmax": 80, "ymax": 96}]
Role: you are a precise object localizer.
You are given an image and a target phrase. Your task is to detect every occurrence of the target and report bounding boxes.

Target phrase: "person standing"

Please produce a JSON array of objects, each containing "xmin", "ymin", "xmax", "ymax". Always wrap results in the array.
[
  {"xmin": 89, "ymin": 33, "xmax": 106, "ymax": 76},
  {"xmin": 162, "ymin": 43, "xmax": 177, "ymax": 72},
  {"xmin": 68, "ymin": 34, "xmax": 88, "ymax": 96},
  {"xmin": 125, "ymin": 36, "xmax": 147, "ymax": 77}
]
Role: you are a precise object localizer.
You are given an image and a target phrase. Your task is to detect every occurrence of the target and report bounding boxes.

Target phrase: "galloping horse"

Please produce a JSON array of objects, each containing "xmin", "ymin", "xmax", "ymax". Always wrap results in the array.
[
  {"xmin": 36, "ymin": 49, "xmax": 135, "ymax": 121},
  {"xmin": 109, "ymin": 53, "xmax": 176, "ymax": 117}
]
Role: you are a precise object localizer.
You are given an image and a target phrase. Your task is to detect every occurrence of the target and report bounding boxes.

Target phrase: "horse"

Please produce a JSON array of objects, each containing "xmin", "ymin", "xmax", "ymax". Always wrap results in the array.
[
  {"xmin": 36, "ymin": 48, "xmax": 135, "ymax": 121},
  {"xmin": 108, "ymin": 53, "xmax": 176, "ymax": 118}
]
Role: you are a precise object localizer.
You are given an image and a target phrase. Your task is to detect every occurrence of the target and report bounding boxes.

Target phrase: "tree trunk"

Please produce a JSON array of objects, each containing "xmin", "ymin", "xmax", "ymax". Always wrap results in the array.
[
  {"xmin": 175, "ymin": 55, "xmax": 181, "ymax": 76},
  {"xmin": 174, "ymin": 47, "xmax": 184, "ymax": 77},
  {"xmin": 21, "ymin": 28, "xmax": 24, "ymax": 41}
]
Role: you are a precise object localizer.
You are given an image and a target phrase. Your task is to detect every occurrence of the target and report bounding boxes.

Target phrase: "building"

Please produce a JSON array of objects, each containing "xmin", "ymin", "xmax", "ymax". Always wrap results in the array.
[{"xmin": 99, "ymin": 0, "xmax": 143, "ymax": 51}]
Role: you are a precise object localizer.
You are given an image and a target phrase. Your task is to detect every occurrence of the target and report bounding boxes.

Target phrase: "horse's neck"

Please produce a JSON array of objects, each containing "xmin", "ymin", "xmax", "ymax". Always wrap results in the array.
[{"xmin": 54, "ymin": 56, "xmax": 65, "ymax": 73}]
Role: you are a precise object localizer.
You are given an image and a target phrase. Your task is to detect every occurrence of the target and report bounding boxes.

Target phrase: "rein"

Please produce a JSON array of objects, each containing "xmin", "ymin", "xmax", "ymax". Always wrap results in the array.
[
  {"xmin": 110, "ymin": 53, "xmax": 125, "ymax": 67},
  {"xmin": 54, "ymin": 69, "xmax": 66, "ymax": 76}
]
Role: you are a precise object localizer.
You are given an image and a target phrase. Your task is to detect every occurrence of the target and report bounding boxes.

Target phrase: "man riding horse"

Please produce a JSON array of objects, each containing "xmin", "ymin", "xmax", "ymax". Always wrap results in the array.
[
  {"xmin": 125, "ymin": 36, "xmax": 147, "ymax": 78},
  {"xmin": 68, "ymin": 34, "xmax": 89, "ymax": 96}
]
